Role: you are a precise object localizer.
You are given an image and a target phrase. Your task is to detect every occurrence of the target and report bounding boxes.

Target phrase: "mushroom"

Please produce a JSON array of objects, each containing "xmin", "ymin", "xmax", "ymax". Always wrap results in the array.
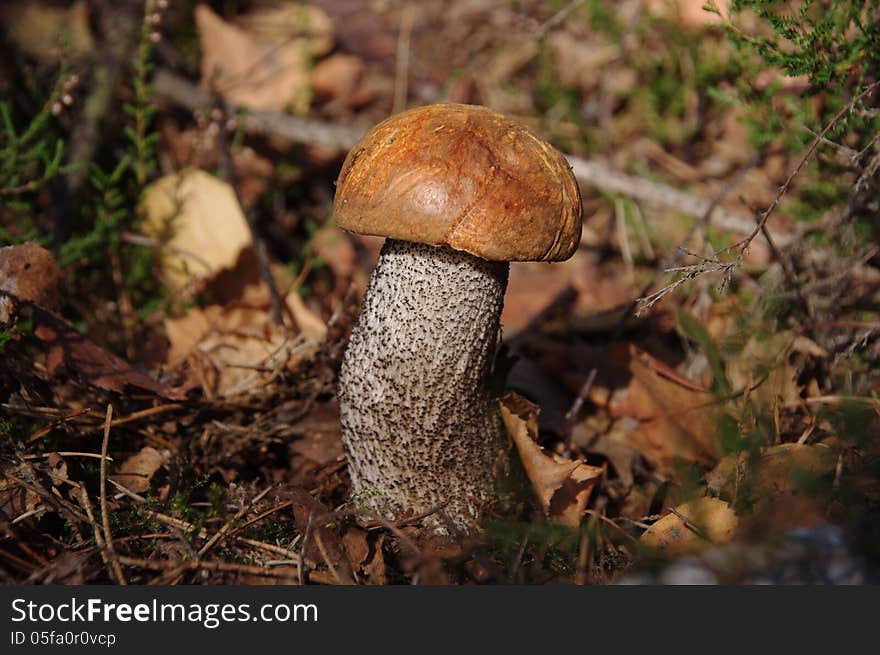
[{"xmin": 334, "ymin": 103, "xmax": 582, "ymax": 534}]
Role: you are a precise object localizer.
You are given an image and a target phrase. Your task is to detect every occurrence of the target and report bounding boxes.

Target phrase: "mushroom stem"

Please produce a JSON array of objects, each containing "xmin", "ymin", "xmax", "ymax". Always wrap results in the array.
[{"xmin": 339, "ymin": 238, "xmax": 509, "ymax": 534}]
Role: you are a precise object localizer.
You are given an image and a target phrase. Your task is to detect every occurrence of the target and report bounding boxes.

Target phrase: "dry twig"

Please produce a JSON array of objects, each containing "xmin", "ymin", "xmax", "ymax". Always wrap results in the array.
[{"xmin": 99, "ymin": 404, "xmax": 127, "ymax": 584}]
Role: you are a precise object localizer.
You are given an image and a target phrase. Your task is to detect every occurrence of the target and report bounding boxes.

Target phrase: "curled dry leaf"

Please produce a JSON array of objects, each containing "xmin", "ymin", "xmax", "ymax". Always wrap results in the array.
[
  {"xmin": 706, "ymin": 442, "xmax": 838, "ymax": 502},
  {"xmin": 500, "ymin": 393, "xmax": 603, "ymax": 528},
  {"xmin": 641, "ymin": 497, "xmax": 738, "ymax": 557},
  {"xmin": 111, "ymin": 447, "xmax": 166, "ymax": 494},
  {"xmin": 0, "ymin": 243, "xmax": 61, "ymax": 322},
  {"xmin": 196, "ymin": 3, "xmax": 333, "ymax": 113},
  {"xmin": 140, "ymin": 169, "xmax": 253, "ymax": 290}
]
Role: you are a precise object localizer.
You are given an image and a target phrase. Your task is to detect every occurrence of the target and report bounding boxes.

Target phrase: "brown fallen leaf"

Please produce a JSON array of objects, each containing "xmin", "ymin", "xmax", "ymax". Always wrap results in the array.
[
  {"xmin": 611, "ymin": 345, "xmax": 722, "ymax": 474},
  {"xmin": 284, "ymin": 288, "xmax": 327, "ymax": 342},
  {"xmin": 111, "ymin": 447, "xmax": 166, "ymax": 494},
  {"xmin": 0, "ymin": 243, "xmax": 61, "ymax": 323},
  {"xmin": 641, "ymin": 497, "xmax": 738, "ymax": 557},
  {"xmin": 0, "ymin": 464, "xmax": 41, "ymax": 522},
  {"xmin": 573, "ymin": 416, "xmax": 641, "ymax": 497},
  {"xmin": 309, "ymin": 226, "xmax": 365, "ymax": 300},
  {"xmin": 500, "ymin": 393, "xmax": 603, "ymax": 528},
  {"xmin": 287, "ymin": 488, "xmax": 355, "ymax": 584},
  {"xmin": 30, "ymin": 305, "xmax": 187, "ymax": 400},
  {"xmin": 342, "ymin": 527, "xmax": 387, "ymax": 585},
  {"xmin": 311, "ymin": 53, "xmax": 365, "ymax": 104},
  {"xmin": 196, "ymin": 3, "xmax": 332, "ymax": 113}
]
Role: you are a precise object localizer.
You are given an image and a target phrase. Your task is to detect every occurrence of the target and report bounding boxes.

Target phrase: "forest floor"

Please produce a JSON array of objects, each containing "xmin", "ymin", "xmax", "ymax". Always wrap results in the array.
[{"xmin": 1, "ymin": 0, "xmax": 879, "ymax": 584}]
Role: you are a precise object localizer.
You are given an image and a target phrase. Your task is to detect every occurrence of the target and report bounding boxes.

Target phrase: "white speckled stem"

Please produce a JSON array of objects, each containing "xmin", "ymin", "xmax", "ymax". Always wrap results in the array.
[{"xmin": 338, "ymin": 238, "xmax": 509, "ymax": 534}]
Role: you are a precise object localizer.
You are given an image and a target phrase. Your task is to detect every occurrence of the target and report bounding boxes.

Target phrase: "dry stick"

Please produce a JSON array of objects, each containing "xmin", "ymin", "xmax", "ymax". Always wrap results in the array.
[
  {"xmin": 299, "ymin": 510, "xmax": 314, "ymax": 586},
  {"xmin": 667, "ymin": 507, "xmax": 711, "ymax": 542},
  {"xmin": 153, "ymin": 70, "xmax": 366, "ymax": 150},
  {"xmin": 153, "ymin": 70, "xmax": 776, "ymax": 243},
  {"xmin": 567, "ymin": 156, "xmax": 795, "ymax": 246},
  {"xmin": 234, "ymin": 500, "xmax": 295, "ymax": 533},
  {"xmin": 118, "ymin": 556, "xmax": 299, "ymax": 579},
  {"xmin": 0, "ymin": 547, "xmax": 39, "ymax": 574},
  {"xmin": 128, "ymin": 501, "xmax": 304, "ymax": 567},
  {"xmin": 508, "ymin": 533, "xmax": 529, "ymax": 584},
  {"xmin": 79, "ymin": 487, "xmax": 113, "ymax": 582},
  {"xmin": 211, "ymin": 92, "xmax": 285, "ymax": 327},
  {"xmin": 26, "ymin": 408, "xmax": 92, "ymax": 443},
  {"xmin": 535, "ymin": 0, "xmax": 588, "ymax": 39},
  {"xmin": 311, "ymin": 531, "xmax": 351, "ymax": 585},
  {"xmin": 65, "ymin": 5, "xmax": 139, "ymax": 195},
  {"xmin": 563, "ymin": 158, "xmax": 760, "ymax": 441},
  {"xmin": 197, "ymin": 485, "xmax": 276, "ymax": 557},
  {"xmin": 99, "ymin": 405, "xmax": 127, "ymax": 585},
  {"xmin": 724, "ymin": 81, "xmax": 880, "ymax": 318},
  {"xmin": 728, "ymin": 80, "xmax": 880, "ymax": 255}
]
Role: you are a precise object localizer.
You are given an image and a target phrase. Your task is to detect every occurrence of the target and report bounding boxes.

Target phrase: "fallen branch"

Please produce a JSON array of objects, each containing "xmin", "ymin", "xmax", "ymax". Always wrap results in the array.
[{"xmin": 153, "ymin": 69, "xmax": 782, "ymax": 243}]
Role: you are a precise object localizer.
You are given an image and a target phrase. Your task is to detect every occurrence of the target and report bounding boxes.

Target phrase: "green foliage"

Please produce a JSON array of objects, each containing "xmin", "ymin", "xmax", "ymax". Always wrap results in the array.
[
  {"xmin": 0, "ymin": 102, "xmax": 66, "ymax": 205},
  {"xmin": 710, "ymin": 0, "xmax": 880, "ymax": 196},
  {"xmin": 0, "ymin": 87, "xmax": 69, "ymax": 235},
  {"xmin": 126, "ymin": 9, "xmax": 160, "ymax": 188},
  {"xmin": 23, "ymin": 5, "xmax": 167, "ymax": 339},
  {"xmin": 724, "ymin": 0, "xmax": 880, "ymax": 89},
  {"xmin": 59, "ymin": 157, "xmax": 131, "ymax": 267}
]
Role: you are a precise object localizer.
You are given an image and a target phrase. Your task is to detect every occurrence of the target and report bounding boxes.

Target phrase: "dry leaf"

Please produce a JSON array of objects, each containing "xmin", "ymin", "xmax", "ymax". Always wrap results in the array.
[
  {"xmin": 196, "ymin": 3, "xmax": 332, "ymax": 113},
  {"xmin": 31, "ymin": 306, "xmax": 186, "ymax": 400},
  {"xmin": 726, "ymin": 331, "xmax": 806, "ymax": 407},
  {"xmin": 611, "ymin": 345, "xmax": 722, "ymax": 473},
  {"xmin": 288, "ymin": 489, "xmax": 355, "ymax": 584},
  {"xmin": 111, "ymin": 447, "xmax": 165, "ymax": 494},
  {"xmin": 0, "ymin": 465, "xmax": 41, "ymax": 521},
  {"xmin": 285, "ymin": 289, "xmax": 326, "ymax": 341},
  {"xmin": 706, "ymin": 442, "xmax": 838, "ymax": 501},
  {"xmin": 140, "ymin": 169, "xmax": 253, "ymax": 290},
  {"xmin": 500, "ymin": 393, "xmax": 603, "ymax": 527},
  {"xmin": 311, "ymin": 53, "xmax": 365, "ymax": 103},
  {"xmin": 0, "ymin": 243, "xmax": 61, "ymax": 322},
  {"xmin": 0, "ymin": 1, "xmax": 93, "ymax": 63},
  {"xmin": 164, "ymin": 282, "xmax": 322, "ymax": 397},
  {"xmin": 641, "ymin": 497, "xmax": 738, "ymax": 557},
  {"xmin": 574, "ymin": 417, "xmax": 641, "ymax": 496},
  {"xmin": 342, "ymin": 528, "xmax": 387, "ymax": 585}
]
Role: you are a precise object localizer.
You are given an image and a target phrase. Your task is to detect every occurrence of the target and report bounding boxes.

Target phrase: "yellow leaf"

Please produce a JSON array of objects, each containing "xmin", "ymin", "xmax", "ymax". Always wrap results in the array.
[
  {"xmin": 641, "ymin": 497, "xmax": 738, "ymax": 557},
  {"xmin": 140, "ymin": 170, "xmax": 253, "ymax": 290}
]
